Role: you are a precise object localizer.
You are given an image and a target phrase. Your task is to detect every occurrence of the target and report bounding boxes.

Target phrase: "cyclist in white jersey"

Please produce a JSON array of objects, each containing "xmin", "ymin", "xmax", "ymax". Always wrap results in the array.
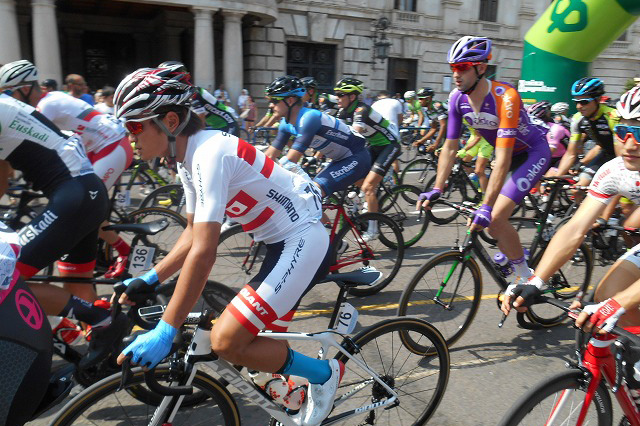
[
  {"xmin": 1, "ymin": 60, "xmax": 135, "ymax": 281},
  {"xmin": 502, "ymin": 86, "xmax": 640, "ymax": 331},
  {"xmin": 0, "ymin": 65, "xmax": 126, "ymax": 368},
  {"xmin": 113, "ymin": 66, "xmax": 344, "ymax": 425}
]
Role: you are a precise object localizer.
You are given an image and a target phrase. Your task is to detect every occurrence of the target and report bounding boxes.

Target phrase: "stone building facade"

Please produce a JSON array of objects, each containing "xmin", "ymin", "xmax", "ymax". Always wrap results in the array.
[{"xmin": 2, "ymin": 0, "xmax": 639, "ymax": 107}]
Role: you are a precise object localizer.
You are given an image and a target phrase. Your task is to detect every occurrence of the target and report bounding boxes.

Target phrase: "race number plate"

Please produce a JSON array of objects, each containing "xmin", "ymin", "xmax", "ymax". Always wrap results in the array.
[
  {"xmin": 115, "ymin": 190, "xmax": 131, "ymax": 207},
  {"xmin": 128, "ymin": 245, "xmax": 155, "ymax": 275},
  {"xmin": 333, "ymin": 302, "xmax": 358, "ymax": 335}
]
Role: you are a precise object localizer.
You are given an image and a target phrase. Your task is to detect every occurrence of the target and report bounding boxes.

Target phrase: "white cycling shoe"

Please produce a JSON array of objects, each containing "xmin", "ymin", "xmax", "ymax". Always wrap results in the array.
[
  {"xmin": 361, "ymin": 231, "xmax": 379, "ymax": 243},
  {"xmin": 302, "ymin": 359, "xmax": 344, "ymax": 426}
]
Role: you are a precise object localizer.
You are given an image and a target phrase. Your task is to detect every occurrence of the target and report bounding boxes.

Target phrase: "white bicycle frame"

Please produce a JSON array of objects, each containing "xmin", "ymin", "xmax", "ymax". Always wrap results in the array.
[{"xmin": 148, "ymin": 319, "xmax": 400, "ymax": 426}]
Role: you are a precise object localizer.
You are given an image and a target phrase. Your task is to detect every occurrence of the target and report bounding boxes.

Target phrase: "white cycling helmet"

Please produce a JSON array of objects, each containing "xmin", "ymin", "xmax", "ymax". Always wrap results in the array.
[
  {"xmin": 114, "ymin": 65, "xmax": 195, "ymax": 120},
  {"xmin": 617, "ymin": 86, "xmax": 640, "ymax": 120},
  {"xmin": 403, "ymin": 90, "xmax": 416, "ymax": 100},
  {"xmin": 550, "ymin": 102, "xmax": 569, "ymax": 115},
  {"xmin": 0, "ymin": 60, "xmax": 39, "ymax": 90}
]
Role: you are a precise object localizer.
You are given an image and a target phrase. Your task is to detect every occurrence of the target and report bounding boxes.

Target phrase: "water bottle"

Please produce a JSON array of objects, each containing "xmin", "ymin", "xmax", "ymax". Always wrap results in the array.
[
  {"xmin": 249, "ymin": 371, "xmax": 307, "ymax": 412},
  {"xmin": 523, "ymin": 248, "xmax": 530, "ymax": 261},
  {"xmin": 469, "ymin": 173, "xmax": 480, "ymax": 189},
  {"xmin": 49, "ymin": 316, "xmax": 83, "ymax": 345},
  {"xmin": 493, "ymin": 252, "xmax": 513, "ymax": 277}
]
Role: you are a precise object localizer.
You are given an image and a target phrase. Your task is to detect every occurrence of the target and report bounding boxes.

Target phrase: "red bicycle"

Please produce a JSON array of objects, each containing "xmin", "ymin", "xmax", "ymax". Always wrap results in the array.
[{"xmin": 500, "ymin": 296, "xmax": 640, "ymax": 426}]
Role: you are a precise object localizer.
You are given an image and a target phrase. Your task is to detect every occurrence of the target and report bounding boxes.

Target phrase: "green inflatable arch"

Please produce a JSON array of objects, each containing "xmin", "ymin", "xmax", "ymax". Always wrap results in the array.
[{"xmin": 519, "ymin": 0, "xmax": 640, "ymax": 105}]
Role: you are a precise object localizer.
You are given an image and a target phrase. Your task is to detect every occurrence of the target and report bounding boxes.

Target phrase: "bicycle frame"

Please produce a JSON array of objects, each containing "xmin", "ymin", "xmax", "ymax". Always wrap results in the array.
[{"xmin": 323, "ymin": 202, "xmax": 375, "ymax": 273}]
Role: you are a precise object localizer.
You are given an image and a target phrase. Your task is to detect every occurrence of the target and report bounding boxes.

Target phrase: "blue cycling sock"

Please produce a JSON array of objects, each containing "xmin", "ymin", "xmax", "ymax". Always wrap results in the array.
[
  {"xmin": 58, "ymin": 296, "xmax": 111, "ymax": 326},
  {"xmin": 277, "ymin": 347, "xmax": 332, "ymax": 384}
]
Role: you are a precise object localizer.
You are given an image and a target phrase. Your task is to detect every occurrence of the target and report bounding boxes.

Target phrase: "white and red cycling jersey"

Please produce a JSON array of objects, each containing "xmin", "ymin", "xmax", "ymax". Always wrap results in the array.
[
  {"xmin": 177, "ymin": 130, "xmax": 323, "ymax": 244},
  {"xmin": 588, "ymin": 156, "xmax": 640, "ymax": 205},
  {"xmin": 37, "ymin": 91, "xmax": 132, "ymax": 189},
  {"xmin": 37, "ymin": 91, "xmax": 125, "ymax": 153}
]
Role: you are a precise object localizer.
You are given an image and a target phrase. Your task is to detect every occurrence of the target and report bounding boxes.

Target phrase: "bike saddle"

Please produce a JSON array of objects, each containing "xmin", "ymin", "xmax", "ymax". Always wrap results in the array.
[
  {"xmin": 103, "ymin": 218, "xmax": 169, "ymax": 235},
  {"xmin": 30, "ymin": 363, "xmax": 75, "ymax": 420},
  {"xmin": 319, "ymin": 267, "xmax": 383, "ymax": 288}
]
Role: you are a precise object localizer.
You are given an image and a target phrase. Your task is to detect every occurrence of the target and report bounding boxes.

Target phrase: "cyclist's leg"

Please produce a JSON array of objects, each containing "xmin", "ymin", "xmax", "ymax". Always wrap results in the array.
[
  {"xmin": 623, "ymin": 202, "xmax": 640, "ymax": 248},
  {"xmin": 362, "ymin": 142, "xmax": 401, "ymax": 215},
  {"xmin": 210, "ymin": 221, "xmax": 330, "ymax": 373},
  {"xmin": 493, "ymin": 144, "xmax": 551, "ymax": 273},
  {"xmin": 313, "ymin": 149, "xmax": 371, "ymax": 197},
  {"xmin": 476, "ymin": 141, "xmax": 493, "ymax": 193},
  {"xmin": 594, "ymin": 246, "xmax": 640, "ymax": 326}
]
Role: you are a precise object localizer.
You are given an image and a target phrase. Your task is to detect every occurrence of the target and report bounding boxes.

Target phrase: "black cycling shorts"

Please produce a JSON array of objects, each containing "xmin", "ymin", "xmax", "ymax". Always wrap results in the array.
[
  {"xmin": 16, "ymin": 173, "xmax": 109, "ymax": 277},
  {"xmin": 367, "ymin": 143, "xmax": 401, "ymax": 176},
  {"xmin": 0, "ymin": 276, "xmax": 52, "ymax": 425}
]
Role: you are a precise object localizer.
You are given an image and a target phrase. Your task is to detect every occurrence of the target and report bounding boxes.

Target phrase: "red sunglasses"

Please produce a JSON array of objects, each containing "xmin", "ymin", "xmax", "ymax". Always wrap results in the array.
[
  {"xmin": 124, "ymin": 114, "xmax": 159, "ymax": 135},
  {"xmin": 449, "ymin": 62, "xmax": 484, "ymax": 73}
]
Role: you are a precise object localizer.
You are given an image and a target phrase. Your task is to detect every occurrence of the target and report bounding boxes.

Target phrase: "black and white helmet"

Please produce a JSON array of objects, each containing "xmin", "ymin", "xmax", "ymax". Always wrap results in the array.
[
  {"xmin": 114, "ymin": 65, "xmax": 195, "ymax": 120},
  {"xmin": 0, "ymin": 60, "xmax": 39, "ymax": 89},
  {"xmin": 617, "ymin": 86, "xmax": 640, "ymax": 120}
]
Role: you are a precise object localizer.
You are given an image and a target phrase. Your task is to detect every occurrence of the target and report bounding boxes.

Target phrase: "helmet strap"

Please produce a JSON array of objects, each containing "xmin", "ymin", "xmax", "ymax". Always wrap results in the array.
[
  {"xmin": 461, "ymin": 66, "xmax": 485, "ymax": 95},
  {"xmin": 16, "ymin": 83, "xmax": 36, "ymax": 106},
  {"xmin": 284, "ymin": 97, "xmax": 302, "ymax": 124},
  {"xmin": 153, "ymin": 109, "xmax": 192, "ymax": 161}
]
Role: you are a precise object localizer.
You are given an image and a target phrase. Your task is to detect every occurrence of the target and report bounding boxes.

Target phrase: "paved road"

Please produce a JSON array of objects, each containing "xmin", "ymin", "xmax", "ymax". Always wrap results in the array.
[{"xmin": 30, "ymin": 213, "xmax": 611, "ymax": 425}]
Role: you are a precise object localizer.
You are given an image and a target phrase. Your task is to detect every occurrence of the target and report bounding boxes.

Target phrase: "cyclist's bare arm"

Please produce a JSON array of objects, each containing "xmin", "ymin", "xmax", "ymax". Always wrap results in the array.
[
  {"xmin": 417, "ymin": 122, "xmax": 437, "ymax": 144},
  {"xmin": 286, "ymin": 148, "xmax": 304, "ymax": 163},
  {"xmin": 161, "ymin": 221, "xmax": 220, "ymax": 328},
  {"xmin": 153, "ymin": 214, "xmax": 196, "ymax": 281},
  {"xmin": 266, "ymin": 113, "xmax": 281, "ymax": 127},
  {"xmin": 416, "ymin": 109, "xmax": 425, "ymax": 128},
  {"xmin": 555, "ymin": 139, "xmax": 581, "ymax": 175},
  {"xmin": 581, "ymin": 144, "xmax": 601, "ymax": 165},
  {"xmin": 419, "ymin": 138, "xmax": 458, "ymax": 209},
  {"xmin": 534, "ymin": 197, "xmax": 606, "ymax": 281},
  {"xmin": 434, "ymin": 119, "xmax": 447, "ymax": 146},
  {"xmin": 264, "ymin": 146, "xmax": 282, "ymax": 161}
]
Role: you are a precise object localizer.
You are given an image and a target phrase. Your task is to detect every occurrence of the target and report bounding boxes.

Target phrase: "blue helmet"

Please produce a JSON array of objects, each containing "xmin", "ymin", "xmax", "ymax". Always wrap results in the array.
[
  {"xmin": 265, "ymin": 76, "xmax": 307, "ymax": 98},
  {"xmin": 571, "ymin": 77, "xmax": 605, "ymax": 98}
]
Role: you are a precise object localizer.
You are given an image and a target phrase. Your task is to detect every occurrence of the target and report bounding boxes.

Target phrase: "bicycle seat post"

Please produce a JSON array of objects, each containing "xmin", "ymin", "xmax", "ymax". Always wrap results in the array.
[{"xmin": 327, "ymin": 282, "xmax": 350, "ymax": 330}]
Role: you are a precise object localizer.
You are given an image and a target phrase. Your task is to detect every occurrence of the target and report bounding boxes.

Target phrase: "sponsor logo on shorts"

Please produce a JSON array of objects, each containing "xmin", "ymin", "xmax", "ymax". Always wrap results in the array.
[
  {"xmin": 89, "ymin": 190, "xmax": 98, "ymax": 199},
  {"xmin": 196, "ymin": 164, "xmax": 204, "ymax": 207},
  {"xmin": 239, "ymin": 288, "xmax": 269, "ymax": 316},
  {"xmin": 18, "ymin": 210, "xmax": 59, "ymax": 245},
  {"xmin": 330, "ymin": 160, "xmax": 359, "ymax": 179},
  {"xmin": 275, "ymin": 238, "xmax": 305, "ymax": 293},
  {"xmin": 516, "ymin": 157, "xmax": 548, "ymax": 192},
  {"xmin": 103, "ymin": 167, "xmax": 115, "ymax": 183}
]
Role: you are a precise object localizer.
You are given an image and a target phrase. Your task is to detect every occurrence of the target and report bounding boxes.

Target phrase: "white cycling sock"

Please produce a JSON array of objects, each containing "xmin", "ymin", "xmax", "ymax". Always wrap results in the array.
[
  {"xmin": 511, "ymin": 255, "xmax": 532, "ymax": 277},
  {"xmin": 368, "ymin": 220, "xmax": 378, "ymax": 234}
]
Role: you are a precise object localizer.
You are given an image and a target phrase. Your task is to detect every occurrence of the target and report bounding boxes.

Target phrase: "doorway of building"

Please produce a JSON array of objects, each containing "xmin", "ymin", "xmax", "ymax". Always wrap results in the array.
[
  {"xmin": 82, "ymin": 31, "xmax": 136, "ymax": 90},
  {"xmin": 387, "ymin": 58, "xmax": 417, "ymax": 96},
  {"xmin": 286, "ymin": 41, "xmax": 336, "ymax": 91}
]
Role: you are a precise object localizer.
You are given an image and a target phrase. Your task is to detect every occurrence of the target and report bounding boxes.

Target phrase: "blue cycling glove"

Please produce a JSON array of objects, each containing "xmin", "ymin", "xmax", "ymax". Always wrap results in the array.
[
  {"xmin": 122, "ymin": 268, "xmax": 160, "ymax": 300},
  {"xmin": 121, "ymin": 319, "xmax": 177, "ymax": 368},
  {"xmin": 472, "ymin": 204, "xmax": 492, "ymax": 228}
]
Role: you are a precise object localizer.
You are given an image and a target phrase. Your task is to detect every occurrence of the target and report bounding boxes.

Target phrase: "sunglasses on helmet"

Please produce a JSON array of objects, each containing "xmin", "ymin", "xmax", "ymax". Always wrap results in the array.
[
  {"xmin": 449, "ymin": 62, "xmax": 484, "ymax": 73},
  {"xmin": 615, "ymin": 125, "xmax": 640, "ymax": 144},
  {"xmin": 572, "ymin": 97, "xmax": 596, "ymax": 105},
  {"xmin": 124, "ymin": 114, "xmax": 159, "ymax": 135}
]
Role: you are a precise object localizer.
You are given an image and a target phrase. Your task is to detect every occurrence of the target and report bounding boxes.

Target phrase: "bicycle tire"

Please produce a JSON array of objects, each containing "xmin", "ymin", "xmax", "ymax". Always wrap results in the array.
[
  {"xmin": 139, "ymin": 184, "xmax": 185, "ymax": 214},
  {"xmin": 397, "ymin": 250, "xmax": 482, "ymax": 349},
  {"xmin": 498, "ymin": 369, "xmax": 612, "ymax": 426},
  {"xmin": 124, "ymin": 168, "xmax": 158, "ymax": 196},
  {"xmin": 424, "ymin": 175, "xmax": 467, "ymax": 225},
  {"xmin": 211, "ymin": 223, "xmax": 263, "ymax": 290},
  {"xmin": 331, "ymin": 317, "xmax": 450, "ymax": 426},
  {"xmin": 399, "ymin": 157, "xmax": 436, "ymax": 188},
  {"xmin": 50, "ymin": 366, "xmax": 241, "ymax": 426},
  {"xmin": 378, "ymin": 184, "xmax": 429, "ymax": 248},
  {"xmin": 126, "ymin": 207, "xmax": 186, "ymax": 265},
  {"xmin": 523, "ymin": 242, "xmax": 593, "ymax": 327},
  {"xmin": 331, "ymin": 212, "xmax": 404, "ymax": 296}
]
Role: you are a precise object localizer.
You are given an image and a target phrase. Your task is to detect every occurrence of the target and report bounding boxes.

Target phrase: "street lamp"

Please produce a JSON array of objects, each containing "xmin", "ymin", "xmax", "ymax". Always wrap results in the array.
[{"xmin": 372, "ymin": 17, "xmax": 392, "ymax": 63}]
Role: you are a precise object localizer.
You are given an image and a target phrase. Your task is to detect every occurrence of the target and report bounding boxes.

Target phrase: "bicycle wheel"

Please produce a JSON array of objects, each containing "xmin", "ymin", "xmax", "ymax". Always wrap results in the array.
[
  {"xmin": 524, "ymin": 242, "xmax": 593, "ymax": 327},
  {"xmin": 331, "ymin": 318, "xmax": 450, "ymax": 425},
  {"xmin": 498, "ymin": 369, "xmax": 612, "ymax": 426},
  {"xmin": 424, "ymin": 175, "xmax": 467, "ymax": 225},
  {"xmin": 211, "ymin": 223, "xmax": 265, "ymax": 290},
  {"xmin": 398, "ymin": 141, "xmax": 418, "ymax": 164},
  {"xmin": 397, "ymin": 251, "xmax": 482, "ymax": 349},
  {"xmin": 139, "ymin": 184, "xmax": 185, "ymax": 214},
  {"xmin": 378, "ymin": 184, "xmax": 429, "ymax": 248},
  {"xmin": 123, "ymin": 207, "xmax": 187, "ymax": 279},
  {"xmin": 332, "ymin": 212, "xmax": 404, "ymax": 296},
  {"xmin": 50, "ymin": 366, "xmax": 241, "ymax": 426},
  {"xmin": 125, "ymin": 168, "xmax": 157, "ymax": 197},
  {"xmin": 399, "ymin": 157, "xmax": 436, "ymax": 188}
]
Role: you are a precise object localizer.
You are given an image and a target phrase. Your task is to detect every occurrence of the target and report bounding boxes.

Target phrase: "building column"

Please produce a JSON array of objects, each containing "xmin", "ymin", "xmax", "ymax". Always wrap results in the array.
[
  {"xmin": 0, "ymin": 0, "xmax": 21, "ymax": 63},
  {"xmin": 441, "ymin": 0, "xmax": 463, "ymax": 32},
  {"xmin": 222, "ymin": 10, "xmax": 245, "ymax": 107},
  {"xmin": 192, "ymin": 8, "xmax": 215, "ymax": 92},
  {"xmin": 32, "ymin": 0, "xmax": 62, "ymax": 82}
]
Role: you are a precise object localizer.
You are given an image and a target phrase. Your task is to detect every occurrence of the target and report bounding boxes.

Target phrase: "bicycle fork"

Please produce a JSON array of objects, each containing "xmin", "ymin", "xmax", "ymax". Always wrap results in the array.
[{"xmin": 433, "ymin": 256, "xmax": 469, "ymax": 311}]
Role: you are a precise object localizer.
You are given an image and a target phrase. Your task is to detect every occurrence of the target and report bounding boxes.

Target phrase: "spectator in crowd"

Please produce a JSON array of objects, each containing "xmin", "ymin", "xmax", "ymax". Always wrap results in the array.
[
  {"xmin": 93, "ymin": 89, "xmax": 103, "ymax": 105},
  {"xmin": 94, "ymin": 86, "xmax": 115, "ymax": 114},
  {"xmin": 213, "ymin": 83, "xmax": 229, "ymax": 101},
  {"xmin": 395, "ymin": 92, "xmax": 408, "ymax": 113},
  {"xmin": 241, "ymin": 95, "xmax": 257, "ymax": 131},
  {"xmin": 363, "ymin": 92, "xmax": 374, "ymax": 106},
  {"xmin": 221, "ymin": 96, "xmax": 239, "ymax": 120},
  {"xmin": 65, "ymin": 73, "xmax": 94, "ymax": 105},
  {"xmin": 237, "ymin": 88, "xmax": 249, "ymax": 111},
  {"xmin": 40, "ymin": 78, "xmax": 57, "ymax": 94}
]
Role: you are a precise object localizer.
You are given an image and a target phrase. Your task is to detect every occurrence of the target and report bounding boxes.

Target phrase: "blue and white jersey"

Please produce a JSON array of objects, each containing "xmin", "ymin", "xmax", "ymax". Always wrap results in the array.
[{"xmin": 271, "ymin": 108, "xmax": 366, "ymax": 161}]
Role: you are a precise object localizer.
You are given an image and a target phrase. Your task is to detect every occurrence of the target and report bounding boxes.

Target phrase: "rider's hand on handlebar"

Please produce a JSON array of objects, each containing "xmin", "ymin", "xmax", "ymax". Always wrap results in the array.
[
  {"xmin": 417, "ymin": 188, "xmax": 442, "ymax": 211},
  {"xmin": 117, "ymin": 319, "xmax": 177, "ymax": 370},
  {"xmin": 112, "ymin": 268, "xmax": 160, "ymax": 306},
  {"xmin": 576, "ymin": 298, "xmax": 626, "ymax": 333},
  {"xmin": 469, "ymin": 204, "xmax": 492, "ymax": 232},
  {"xmin": 501, "ymin": 275, "xmax": 545, "ymax": 316}
]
